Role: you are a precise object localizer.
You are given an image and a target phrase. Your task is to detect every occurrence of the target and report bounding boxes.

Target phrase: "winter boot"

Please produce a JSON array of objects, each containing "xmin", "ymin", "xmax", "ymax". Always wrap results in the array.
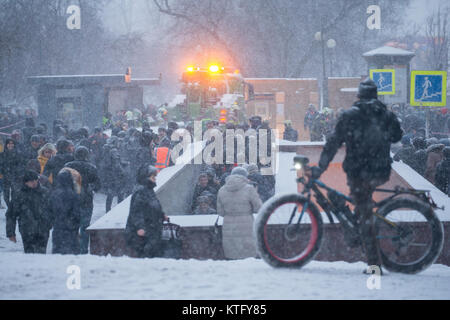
[{"xmin": 360, "ymin": 217, "xmax": 383, "ymax": 275}]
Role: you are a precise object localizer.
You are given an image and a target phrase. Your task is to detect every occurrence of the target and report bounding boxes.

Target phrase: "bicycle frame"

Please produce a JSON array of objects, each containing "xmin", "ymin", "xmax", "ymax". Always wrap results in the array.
[
  {"xmin": 294, "ymin": 174, "xmax": 441, "ymax": 242},
  {"xmin": 297, "ymin": 176, "xmax": 353, "ymax": 226}
]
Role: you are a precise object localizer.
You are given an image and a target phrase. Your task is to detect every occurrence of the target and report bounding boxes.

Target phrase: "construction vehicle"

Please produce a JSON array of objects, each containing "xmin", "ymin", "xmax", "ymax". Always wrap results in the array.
[{"xmin": 169, "ymin": 64, "xmax": 254, "ymax": 127}]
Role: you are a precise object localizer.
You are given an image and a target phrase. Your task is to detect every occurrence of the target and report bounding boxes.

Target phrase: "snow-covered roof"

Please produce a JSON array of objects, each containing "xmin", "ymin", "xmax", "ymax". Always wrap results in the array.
[{"xmin": 363, "ymin": 46, "xmax": 415, "ymax": 57}]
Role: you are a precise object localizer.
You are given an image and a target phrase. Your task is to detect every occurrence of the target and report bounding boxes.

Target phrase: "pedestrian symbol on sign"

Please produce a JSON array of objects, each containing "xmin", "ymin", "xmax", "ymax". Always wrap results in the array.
[
  {"xmin": 410, "ymin": 71, "xmax": 447, "ymax": 107},
  {"xmin": 369, "ymin": 69, "xmax": 395, "ymax": 95}
]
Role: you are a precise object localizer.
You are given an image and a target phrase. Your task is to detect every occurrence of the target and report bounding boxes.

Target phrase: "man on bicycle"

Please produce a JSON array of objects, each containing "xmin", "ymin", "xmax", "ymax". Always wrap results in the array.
[{"xmin": 310, "ymin": 78, "xmax": 402, "ymax": 273}]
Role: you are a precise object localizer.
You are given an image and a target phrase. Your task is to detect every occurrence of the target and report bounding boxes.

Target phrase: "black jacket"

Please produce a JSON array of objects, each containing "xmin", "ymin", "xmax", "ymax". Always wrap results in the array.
[
  {"xmin": 65, "ymin": 159, "xmax": 101, "ymax": 209},
  {"xmin": 125, "ymin": 180, "xmax": 165, "ymax": 247},
  {"xmin": 49, "ymin": 171, "xmax": 81, "ymax": 254},
  {"xmin": 23, "ymin": 145, "xmax": 40, "ymax": 162},
  {"xmin": 0, "ymin": 148, "xmax": 26, "ymax": 183},
  {"xmin": 283, "ymin": 127, "xmax": 298, "ymax": 142},
  {"xmin": 435, "ymin": 158, "xmax": 450, "ymax": 195},
  {"xmin": 43, "ymin": 152, "xmax": 74, "ymax": 183},
  {"xmin": 6, "ymin": 183, "xmax": 51, "ymax": 238},
  {"xmin": 135, "ymin": 146, "xmax": 156, "ymax": 169},
  {"xmin": 248, "ymin": 172, "xmax": 272, "ymax": 202},
  {"xmin": 49, "ymin": 171, "xmax": 81, "ymax": 232},
  {"xmin": 102, "ymin": 146, "xmax": 127, "ymax": 193},
  {"xmin": 318, "ymin": 99, "xmax": 402, "ymax": 181},
  {"xmin": 191, "ymin": 184, "xmax": 218, "ymax": 211},
  {"xmin": 393, "ymin": 146, "xmax": 415, "ymax": 168},
  {"xmin": 21, "ymin": 126, "xmax": 37, "ymax": 145},
  {"xmin": 411, "ymin": 149, "xmax": 427, "ymax": 176}
]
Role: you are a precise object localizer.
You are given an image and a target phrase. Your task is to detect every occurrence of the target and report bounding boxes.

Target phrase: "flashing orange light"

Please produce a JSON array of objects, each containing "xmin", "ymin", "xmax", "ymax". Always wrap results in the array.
[
  {"xmin": 220, "ymin": 109, "xmax": 227, "ymax": 115},
  {"xmin": 186, "ymin": 66, "xmax": 194, "ymax": 72},
  {"xmin": 219, "ymin": 116, "xmax": 227, "ymax": 123},
  {"xmin": 209, "ymin": 65, "xmax": 220, "ymax": 73}
]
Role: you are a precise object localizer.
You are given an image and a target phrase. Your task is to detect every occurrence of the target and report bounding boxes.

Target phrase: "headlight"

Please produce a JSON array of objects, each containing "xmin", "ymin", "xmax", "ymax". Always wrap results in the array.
[{"xmin": 294, "ymin": 162, "xmax": 302, "ymax": 170}]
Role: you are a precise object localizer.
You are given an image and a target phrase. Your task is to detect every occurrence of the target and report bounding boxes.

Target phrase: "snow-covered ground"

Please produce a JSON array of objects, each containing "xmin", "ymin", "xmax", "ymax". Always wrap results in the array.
[{"xmin": 1, "ymin": 193, "xmax": 450, "ymax": 300}]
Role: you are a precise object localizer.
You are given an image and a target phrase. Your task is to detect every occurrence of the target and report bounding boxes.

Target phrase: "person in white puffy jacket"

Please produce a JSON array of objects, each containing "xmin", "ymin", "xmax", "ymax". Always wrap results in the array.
[{"xmin": 216, "ymin": 166, "xmax": 262, "ymax": 260}]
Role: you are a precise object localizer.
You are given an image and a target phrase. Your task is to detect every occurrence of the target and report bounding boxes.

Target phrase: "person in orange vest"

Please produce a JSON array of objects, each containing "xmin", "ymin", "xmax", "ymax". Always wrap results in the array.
[{"xmin": 153, "ymin": 146, "xmax": 173, "ymax": 171}]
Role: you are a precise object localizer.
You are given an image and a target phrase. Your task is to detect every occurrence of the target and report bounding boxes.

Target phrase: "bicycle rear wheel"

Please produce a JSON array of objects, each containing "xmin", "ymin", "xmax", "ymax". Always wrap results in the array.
[
  {"xmin": 254, "ymin": 193, "xmax": 323, "ymax": 268},
  {"xmin": 375, "ymin": 198, "xmax": 444, "ymax": 274}
]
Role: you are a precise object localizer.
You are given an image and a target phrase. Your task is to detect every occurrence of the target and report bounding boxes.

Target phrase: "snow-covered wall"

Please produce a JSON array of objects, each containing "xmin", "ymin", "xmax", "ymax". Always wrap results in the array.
[{"xmin": 89, "ymin": 141, "xmax": 450, "ymax": 232}]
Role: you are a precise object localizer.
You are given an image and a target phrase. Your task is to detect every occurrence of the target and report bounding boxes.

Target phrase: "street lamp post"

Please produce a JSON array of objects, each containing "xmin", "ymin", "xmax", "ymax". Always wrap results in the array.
[{"xmin": 315, "ymin": 31, "xmax": 336, "ymax": 110}]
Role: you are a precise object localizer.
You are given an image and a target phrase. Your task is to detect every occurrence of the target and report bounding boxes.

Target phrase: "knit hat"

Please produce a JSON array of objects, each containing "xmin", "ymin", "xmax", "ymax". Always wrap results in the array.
[
  {"xmin": 231, "ymin": 166, "xmax": 248, "ymax": 177},
  {"xmin": 358, "ymin": 78, "xmax": 378, "ymax": 100},
  {"xmin": 30, "ymin": 135, "xmax": 41, "ymax": 143},
  {"xmin": 23, "ymin": 170, "xmax": 39, "ymax": 183}
]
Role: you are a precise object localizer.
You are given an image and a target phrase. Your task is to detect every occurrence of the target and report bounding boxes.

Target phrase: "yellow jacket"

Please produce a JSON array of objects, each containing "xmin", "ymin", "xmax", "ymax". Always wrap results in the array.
[{"xmin": 38, "ymin": 155, "xmax": 53, "ymax": 183}]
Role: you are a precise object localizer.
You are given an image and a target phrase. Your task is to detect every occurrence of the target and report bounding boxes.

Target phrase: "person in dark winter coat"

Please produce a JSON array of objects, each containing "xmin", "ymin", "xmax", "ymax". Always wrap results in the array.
[
  {"xmin": 410, "ymin": 137, "xmax": 427, "ymax": 176},
  {"xmin": 65, "ymin": 146, "xmax": 101, "ymax": 254},
  {"xmin": 156, "ymin": 127, "xmax": 171, "ymax": 148},
  {"xmin": 311, "ymin": 78, "xmax": 402, "ymax": 273},
  {"xmin": 21, "ymin": 117, "xmax": 37, "ymax": 145},
  {"xmin": 26, "ymin": 159, "xmax": 52, "ymax": 189},
  {"xmin": 102, "ymin": 137, "xmax": 127, "ymax": 212},
  {"xmin": 43, "ymin": 139, "xmax": 75, "ymax": 184},
  {"xmin": 192, "ymin": 196, "xmax": 217, "ymax": 215},
  {"xmin": 393, "ymin": 136, "xmax": 415, "ymax": 168},
  {"xmin": 88, "ymin": 127, "xmax": 108, "ymax": 169},
  {"xmin": 0, "ymin": 138, "xmax": 26, "ymax": 207},
  {"xmin": 283, "ymin": 120, "xmax": 298, "ymax": 142},
  {"xmin": 23, "ymin": 135, "xmax": 42, "ymax": 162},
  {"xmin": 245, "ymin": 164, "xmax": 272, "ymax": 202},
  {"xmin": 424, "ymin": 144, "xmax": 445, "ymax": 184},
  {"xmin": 6, "ymin": 170, "xmax": 51, "ymax": 253},
  {"xmin": 310, "ymin": 111, "xmax": 326, "ymax": 141},
  {"xmin": 435, "ymin": 147, "xmax": 450, "ymax": 195},
  {"xmin": 135, "ymin": 131, "xmax": 157, "ymax": 168},
  {"xmin": 125, "ymin": 165, "xmax": 168, "ymax": 258},
  {"xmin": 304, "ymin": 104, "xmax": 317, "ymax": 135},
  {"xmin": 434, "ymin": 147, "xmax": 450, "ymax": 196},
  {"xmin": 49, "ymin": 170, "xmax": 82, "ymax": 254},
  {"xmin": 203, "ymin": 166, "xmax": 221, "ymax": 194},
  {"xmin": 191, "ymin": 172, "xmax": 218, "ymax": 212}
]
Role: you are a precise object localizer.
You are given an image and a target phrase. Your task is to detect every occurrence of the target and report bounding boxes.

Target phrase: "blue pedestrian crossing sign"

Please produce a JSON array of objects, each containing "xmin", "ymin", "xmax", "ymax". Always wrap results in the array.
[
  {"xmin": 410, "ymin": 70, "xmax": 447, "ymax": 107},
  {"xmin": 370, "ymin": 69, "xmax": 395, "ymax": 95}
]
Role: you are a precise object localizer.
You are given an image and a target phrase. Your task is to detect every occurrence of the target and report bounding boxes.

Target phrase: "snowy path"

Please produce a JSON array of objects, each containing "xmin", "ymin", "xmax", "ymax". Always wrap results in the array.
[
  {"xmin": 1, "ymin": 253, "xmax": 450, "ymax": 300},
  {"xmin": 1, "ymin": 194, "xmax": 450, "ymax": 300}
]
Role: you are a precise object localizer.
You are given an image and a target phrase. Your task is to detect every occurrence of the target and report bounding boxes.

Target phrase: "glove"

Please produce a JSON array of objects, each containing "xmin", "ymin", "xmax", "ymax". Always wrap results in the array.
[{"xmin": 310, "ymin": 166, "xmax": 323, "ymax": 180}]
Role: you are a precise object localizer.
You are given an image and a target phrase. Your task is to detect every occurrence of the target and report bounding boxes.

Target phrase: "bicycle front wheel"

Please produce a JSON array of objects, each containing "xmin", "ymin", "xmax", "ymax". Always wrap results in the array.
[
  {"xmin": 254, "ymin": 193, "xmax": 323, "ymax": 268},
  {"xmin": 375, "ymin": 198, "xmax": 444, "ymax": 274}
]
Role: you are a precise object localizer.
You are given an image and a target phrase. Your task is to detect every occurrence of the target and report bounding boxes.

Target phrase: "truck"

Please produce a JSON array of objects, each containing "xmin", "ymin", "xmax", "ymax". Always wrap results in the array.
[{"xmin": 168, "ymin": 64, "xmax": 254, "ymax": 127}]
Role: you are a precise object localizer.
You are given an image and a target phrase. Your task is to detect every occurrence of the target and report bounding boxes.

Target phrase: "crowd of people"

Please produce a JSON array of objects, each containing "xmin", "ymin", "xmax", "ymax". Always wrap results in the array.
[
  {"xmin": 0, "ymin": 114, "xmax": 178, "ymax": 255},
  {"xmin": 0, "ymin": 109, "xmax": 278, "ymax": 258}
]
